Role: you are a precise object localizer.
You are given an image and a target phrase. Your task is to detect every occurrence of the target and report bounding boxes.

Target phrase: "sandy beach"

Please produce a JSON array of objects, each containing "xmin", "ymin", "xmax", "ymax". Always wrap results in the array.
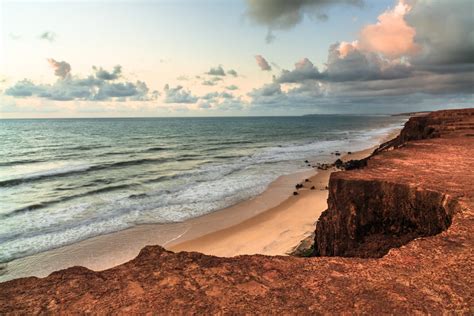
[
  {"xmin": 169, "ymin": 147, "xmax": 375, "ymax": 256},
  {"xmin": 0, "ymin": 129, "xmax": 400, "ymax": 282}
]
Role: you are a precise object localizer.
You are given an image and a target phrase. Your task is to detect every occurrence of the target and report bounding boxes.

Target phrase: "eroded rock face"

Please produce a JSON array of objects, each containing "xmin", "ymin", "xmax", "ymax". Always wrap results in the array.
[
  {"xmin": 314, "ymin": 179, "xmax": 460, "ymax": 257},
  {"xmin": 0, "ymin": 109, "xmax": 473, "ymax": 314},
  {"xmin": 314, "ymin": 108, "xmax": 474, "ymax": 258}
]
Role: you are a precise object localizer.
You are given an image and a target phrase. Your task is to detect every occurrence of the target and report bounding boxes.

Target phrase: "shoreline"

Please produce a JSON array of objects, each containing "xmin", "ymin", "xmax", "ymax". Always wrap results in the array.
[
  {"xmin": 168, "ymin": 145, "xmax": 377, "ymax": 256},
  {"xmin": 0, "ymin": 127, "xmax": 402, "ymax": 282}
]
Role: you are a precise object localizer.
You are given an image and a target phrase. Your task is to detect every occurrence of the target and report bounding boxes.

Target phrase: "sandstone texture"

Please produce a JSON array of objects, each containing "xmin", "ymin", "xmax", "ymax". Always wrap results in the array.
[{"xmin": 1, "ymin": 109, "xmax": 473, "ymax": 314}]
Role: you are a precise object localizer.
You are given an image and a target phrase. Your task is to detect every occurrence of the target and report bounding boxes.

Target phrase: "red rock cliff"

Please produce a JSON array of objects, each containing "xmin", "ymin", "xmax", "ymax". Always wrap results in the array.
[
  {"xmin": 0, "ymin": 108, "xmax": 473, "ymax": 314},
  {"xmin": 314, "ymin": 109, "xmax": 474, "ymax": 257}
]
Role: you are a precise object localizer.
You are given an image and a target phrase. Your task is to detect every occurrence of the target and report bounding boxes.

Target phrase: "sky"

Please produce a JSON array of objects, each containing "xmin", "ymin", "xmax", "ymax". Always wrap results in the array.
[{"xmin": 0, "ymin": 0, "xmax": 472, "ymax": 118}]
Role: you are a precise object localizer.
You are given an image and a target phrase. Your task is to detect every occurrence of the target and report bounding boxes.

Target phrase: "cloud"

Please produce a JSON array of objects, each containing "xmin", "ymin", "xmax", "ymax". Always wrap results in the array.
[
  {"xmin": 196, "ymin": 91, "xmax": 244, "ymax": 111},
  {"xmin": 246, "ymin": 0, "xmax": 363, "ymax": 30},
  {"xmin": 357, "ymin": 1, "xmax": 420, "ymax": 59},
  {"xmin": 202, "ymin": 80, "xmax": 217, "ymax": 86},
  {"xmin": 405, "ymin": 0, "xmax": 474, "ymax": 69},
  {"xmin": 249, "ymin": 1, "xmax": 473, "ymax": 113},
  {"xmin": 5, "ymin": 60, "xmax": 157, "ymax": 102},
  {"xmin": 202, "ymin": 76, "xmax": 223, "ymax": 86},
  {"xmin": 201, "ymin": 92, "xmax": 219, "ymax": 100},
  {"xmin": 163, "ymin": 84, "xmax": 198, "ymax": 103},
  {"xmin": 275, "ymin": 58, "xmax": 323, "ymax": 83},
  {"xmin": 206, "ymin": 65, "xmax": 226, "ymax": 76},
  {"xmin": 226, "ymin": 85, "xmax": 239, "ymax": 90},
  {"xmin": 47, "ymin": 58, "xmax": 71, "ymax": 79},
  {"xmin": 255, "ymin": 55, "xmax": 272, "ymax": 71},
  {"xmin": 265, "ymin": 30, "xmax": 276, "ymax": 44},
  {"xmin": 39, "ymin": 31, "xmax": 56, "ymax": 42},
  {"xmin": 8, "ymin": 33, "xmax": 21, "ymax": 40},
  {"xmin": 325, "ymin": 43, "xmax": 412, "ymax": 82},
  {"xmin": 249, "ymin": 82, "xmax": 282, "ymax": 98},
  {"xmin": 5, "ymin": 80, "xmax": 47, "ymax": 97},
  {"xmin": 227, "ymin": 69, "xmax": 238, "ymax": 77},
  {"xmin": 93, "ymin": 65, "xmax": 122, "ymax": 80},
  {"xmin": 220, "ymin": 92, "xmax": 233, "ymax": 99}
]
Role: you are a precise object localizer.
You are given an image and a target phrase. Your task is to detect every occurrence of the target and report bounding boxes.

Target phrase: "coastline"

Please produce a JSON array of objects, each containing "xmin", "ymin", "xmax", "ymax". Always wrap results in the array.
[
  {"xmin": 169, "ymin": 145, "xmax": 378, "ymax": 256},
  {"xmin": 2, "ymin": 109, "xmax": 472, "ymax": 314},
  {"xmin": 0, "ymin": 127, "xmax": 402, "ymax": 282}
]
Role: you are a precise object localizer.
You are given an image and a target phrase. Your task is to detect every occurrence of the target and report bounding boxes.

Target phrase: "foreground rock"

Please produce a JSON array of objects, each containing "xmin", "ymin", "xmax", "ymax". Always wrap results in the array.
[{"xmin": 1, "ymin": 109, "xmax": 473, "ymax": 314}]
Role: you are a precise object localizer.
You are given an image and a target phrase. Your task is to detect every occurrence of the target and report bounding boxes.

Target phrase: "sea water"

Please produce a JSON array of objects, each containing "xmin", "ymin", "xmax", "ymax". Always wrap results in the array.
[{"xmin": 0, "ymin": 115, "xmax": 406, "ymax": 262}]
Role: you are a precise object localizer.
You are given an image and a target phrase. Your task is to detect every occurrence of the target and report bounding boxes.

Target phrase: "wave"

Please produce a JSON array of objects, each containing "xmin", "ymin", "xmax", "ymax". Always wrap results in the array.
[
  {"xmin": 68, "ymin": 145, "xmax": 111, "ymax": 151},
  {"xmin": 0, "ymin": 157, "xmax": 173, "ymax": 188},
  {"xmin": 0, "ymin": 158, "xmax": 47, "ymax": 167},
  {"xmin": 145, "ymin": 146, "xmax": 168, "ymax": 152},
  {"xmin": 2, "ymin": 183, "xmax": 135, "ymax": 218}
]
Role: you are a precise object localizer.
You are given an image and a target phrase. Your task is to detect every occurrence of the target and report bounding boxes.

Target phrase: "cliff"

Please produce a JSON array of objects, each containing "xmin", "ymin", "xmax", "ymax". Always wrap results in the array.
[
  {"xmin": 1, "ymin": 109, "xmax": 473, "ymax": 314},
  {"xmin": 314, "ymin": 108, "xmax": 474, "ymax": 257}
]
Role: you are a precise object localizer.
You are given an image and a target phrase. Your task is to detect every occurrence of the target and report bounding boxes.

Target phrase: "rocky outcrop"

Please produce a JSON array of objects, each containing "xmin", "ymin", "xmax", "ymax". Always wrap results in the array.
[
  {"xmin": 314, "ymin": 109, "xmax": 474, "ymax": 257},
  {"xmin": 314, "ymin": 108, "xmax": 474, "ymax": 258},
  {"xmin": 314, "ymin": 179, "xmax": 460, "ymax": 257},
  {"xmin": 0, "ymin": 109, "xmax": 473, "ymax": 314}
]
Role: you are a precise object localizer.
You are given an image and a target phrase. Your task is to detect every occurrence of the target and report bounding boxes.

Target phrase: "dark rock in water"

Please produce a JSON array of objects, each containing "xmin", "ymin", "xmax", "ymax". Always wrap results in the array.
[
  {"xmin": 334, "ymin": 159, "xmax": 344, "ymax": 168},
  {"xmin": 310, "ymin": 186, "xmax": 316, "ymax": 190},
  {"xmin": 348, "ymin": 151, "xmax": 352, "ymax": 155},
  {"xmin": 295, "ymin": 183, "xmax": 303, "ymax": 189},
  {"xmin": 307, "ymin": 164, "xmax": 311, "ymax": 167},
  {"xmin": 335, "ymin": 152, "xmax": 341, "ymax": 156},
  {"xmin": 305, "ymin": 179, "xmax": 310, "ymax": 182},
  {"xmin": 304, "ymin": 160, "xmax": 309, "ymax": 163},
  {"xmin": 293, "ymin": 191, "xmax": 299, "ymax": 196},
  {"xmin": 316, "ymin": 162, "xmax": 332, "ymax": 170}
]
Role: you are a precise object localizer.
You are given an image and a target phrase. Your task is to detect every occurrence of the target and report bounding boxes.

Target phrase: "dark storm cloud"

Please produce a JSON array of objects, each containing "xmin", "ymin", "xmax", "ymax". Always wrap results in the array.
[
  {"xmin": 5, "ymin": 61, "xmax": 156, "ymax": 101},
  {"xmin": 245, "ymin": 0, "xmax": 363, "ymax": 29}
]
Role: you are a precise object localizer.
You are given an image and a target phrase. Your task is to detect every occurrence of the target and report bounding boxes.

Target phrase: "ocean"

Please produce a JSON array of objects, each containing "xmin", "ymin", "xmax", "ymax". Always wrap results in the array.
[{"xmin": 0, "ymin": 115, "xmax": 405, "ymax": 263}]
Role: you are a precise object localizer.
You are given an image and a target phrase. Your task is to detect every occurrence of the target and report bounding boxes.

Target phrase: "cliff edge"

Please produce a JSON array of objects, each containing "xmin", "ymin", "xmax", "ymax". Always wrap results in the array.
[{"xmin": 1, "ymin": 109, "xmax": 473, "ymax": 314}]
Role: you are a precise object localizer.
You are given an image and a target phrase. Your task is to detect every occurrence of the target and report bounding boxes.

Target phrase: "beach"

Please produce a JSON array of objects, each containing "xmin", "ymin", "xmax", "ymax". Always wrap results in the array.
[
  {"xmin": 0, "ymin": 128, "xmax": 400, "ymax": 282},
  {"xmin": 2, "ymin": 109, "xmax": 472, "ymax": 314},
  {"xmin": 169, "ymin": 146, "xmax": 376, "ymax": 256}
]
